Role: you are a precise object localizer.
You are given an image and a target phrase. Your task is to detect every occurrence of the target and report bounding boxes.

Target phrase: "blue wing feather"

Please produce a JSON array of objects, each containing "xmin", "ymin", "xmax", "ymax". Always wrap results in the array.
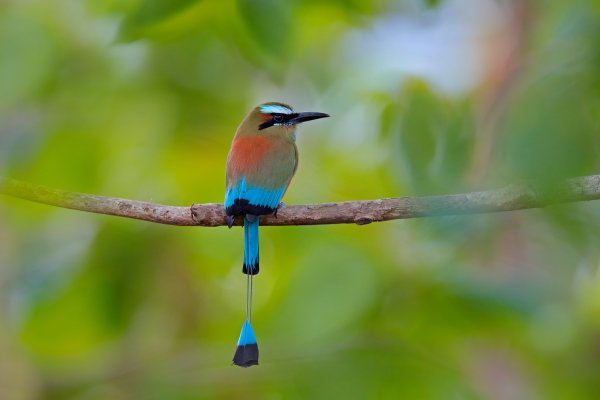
[{"xmin": 225, "ymin": 177, "xmax": 286, "ymax": 211}]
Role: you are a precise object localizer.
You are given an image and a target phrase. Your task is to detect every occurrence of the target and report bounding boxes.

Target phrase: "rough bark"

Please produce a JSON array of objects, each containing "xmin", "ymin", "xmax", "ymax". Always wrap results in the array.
[{"xmin": 1, "ymin": 175, "xmax": 599, "ymax": 227}]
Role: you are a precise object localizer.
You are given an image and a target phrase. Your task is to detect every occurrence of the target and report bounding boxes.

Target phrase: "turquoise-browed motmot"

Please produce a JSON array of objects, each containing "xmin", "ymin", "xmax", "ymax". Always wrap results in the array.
[{"xmin": 225, "ymin": 102, "xmax": 329, "ymax": 367}]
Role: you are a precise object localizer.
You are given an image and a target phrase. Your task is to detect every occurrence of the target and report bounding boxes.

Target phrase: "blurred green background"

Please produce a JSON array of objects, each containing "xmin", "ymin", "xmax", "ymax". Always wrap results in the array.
[{"xmin": 1, "ymin": 0, "xmax": 600, "ymax": 398}]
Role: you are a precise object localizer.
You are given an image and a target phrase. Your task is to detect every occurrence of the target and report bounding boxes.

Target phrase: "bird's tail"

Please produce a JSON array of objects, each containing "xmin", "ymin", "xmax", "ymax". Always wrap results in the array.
[
  {"xmin": 233, "ymin": 317, "xmax": 259, "ymax": 367},
  {"xmin": 233, "ymin": 215, "xmax": 260, "ymax": 367},
  {"xmin": 243, "ymin": 215, "xmax": 259, "ymax": 275}
]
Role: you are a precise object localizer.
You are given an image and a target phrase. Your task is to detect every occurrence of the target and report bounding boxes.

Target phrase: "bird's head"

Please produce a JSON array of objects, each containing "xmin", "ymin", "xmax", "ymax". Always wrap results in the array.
[{"xmin": 236, "ymin": 102, "xmax": 329, "ymax": 139}]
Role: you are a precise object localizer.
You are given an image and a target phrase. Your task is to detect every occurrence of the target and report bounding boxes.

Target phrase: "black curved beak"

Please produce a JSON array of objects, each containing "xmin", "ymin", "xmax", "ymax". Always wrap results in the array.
[{"xmin": 289, "ymin": 111, "xmax": 330, "ymax": 125}]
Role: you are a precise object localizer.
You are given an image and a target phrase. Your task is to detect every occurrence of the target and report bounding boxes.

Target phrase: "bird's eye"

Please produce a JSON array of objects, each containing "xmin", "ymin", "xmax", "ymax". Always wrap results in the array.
[{"xmin": 273, "ymin": 114, "xmax": 284, "ymax": 123}]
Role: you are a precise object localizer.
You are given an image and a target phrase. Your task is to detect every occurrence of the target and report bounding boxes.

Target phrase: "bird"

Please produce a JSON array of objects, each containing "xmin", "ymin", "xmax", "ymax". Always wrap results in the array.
[{"xmin": 224, "ymin": 102, "xmax": 329, "ymax": 367}]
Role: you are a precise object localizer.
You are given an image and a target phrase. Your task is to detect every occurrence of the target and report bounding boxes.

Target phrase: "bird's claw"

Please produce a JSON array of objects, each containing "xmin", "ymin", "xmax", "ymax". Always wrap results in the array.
[{"xmin": 226, "ymin": 215, "xmax": 235, "ymax": 229}]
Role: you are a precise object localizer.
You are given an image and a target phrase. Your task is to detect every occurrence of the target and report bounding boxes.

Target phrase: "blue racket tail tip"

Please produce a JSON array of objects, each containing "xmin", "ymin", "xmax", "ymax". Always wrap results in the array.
[{"xmin": 233, "ymin": 319, "xmax": 259, "ymax": 367}]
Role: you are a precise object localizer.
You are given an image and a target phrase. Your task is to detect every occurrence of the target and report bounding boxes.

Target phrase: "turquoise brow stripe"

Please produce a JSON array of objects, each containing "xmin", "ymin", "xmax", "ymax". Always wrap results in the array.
[{"xmin": 259, "ymin": 104, "xmax": 292, "ymax": 114}]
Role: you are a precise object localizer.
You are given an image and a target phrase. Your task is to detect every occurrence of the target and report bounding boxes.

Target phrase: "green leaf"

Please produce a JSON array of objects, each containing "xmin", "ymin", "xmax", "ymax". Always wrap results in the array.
[
  {"xmin": 424, "ymin": 0, "xmax": 441, "ymax": 7},
  {"xmin": 0, "ymin": 15, "xmax": 56, "ymax": 106},
  {"xmin": 236, "ymin": 0, "xmax": 293, "ymax": 60},
  {"xmin": 119, "ymin": 0, "xmax": 201, "ymax": 41}
]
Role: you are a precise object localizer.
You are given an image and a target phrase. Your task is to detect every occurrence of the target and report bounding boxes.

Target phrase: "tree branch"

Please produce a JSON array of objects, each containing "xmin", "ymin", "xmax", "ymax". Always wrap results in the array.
[{"xmin": 1, "ymin": 175, "xmax": 599, "ymax": 227}]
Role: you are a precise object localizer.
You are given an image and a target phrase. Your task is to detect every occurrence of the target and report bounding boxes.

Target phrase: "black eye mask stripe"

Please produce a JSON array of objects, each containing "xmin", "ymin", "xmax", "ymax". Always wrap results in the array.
[{"xmin": 258, "ymin": 113, "xmax": 298, "ymax": 130}]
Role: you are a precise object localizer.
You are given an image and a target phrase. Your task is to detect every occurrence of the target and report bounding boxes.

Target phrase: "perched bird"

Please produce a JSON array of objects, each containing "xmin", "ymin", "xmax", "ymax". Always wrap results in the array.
[{"xmin": 225, "ymin": 102, "xmax": 329, "ymax": 367}]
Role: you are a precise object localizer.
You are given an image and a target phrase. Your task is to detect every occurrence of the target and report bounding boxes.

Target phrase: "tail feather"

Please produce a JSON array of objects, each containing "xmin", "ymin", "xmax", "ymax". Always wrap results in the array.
[
  {"xmin": 243, "ymin": 216, "xmax": 259, "ymax": 275},
  {"xmin": 234, "ymin": 216, "xmax": 260, "ymax": 367},
  {"xmin": 232, "ymin": 319, "xmax": 259, "ymax": 367}
]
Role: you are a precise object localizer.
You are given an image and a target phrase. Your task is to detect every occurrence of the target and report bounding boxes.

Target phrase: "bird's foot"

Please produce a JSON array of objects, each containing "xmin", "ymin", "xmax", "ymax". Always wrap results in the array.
[
  {"xmin": 274, "ymin": 202, "xmax": 285, "ymax": 218},
  {"xmin": 226, "ymin": 215, "xmax": 235, "ymax": 229}
]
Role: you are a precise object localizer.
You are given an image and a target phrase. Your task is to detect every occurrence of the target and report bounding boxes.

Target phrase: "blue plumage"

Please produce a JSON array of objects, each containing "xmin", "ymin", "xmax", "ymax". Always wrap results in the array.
[
  {"xmin": 224, "ymin": 177, "xmax": 286, "ymax": 211},
  {"xmin": 233, "ymin": 319, "xmax": 259, "ymax": 367},
  {"xmin": 259, "ymin": 104, "xmax": 293, "ymax": 114},
  {"xmin": 237, "ymin": 319, "xmax": 257, "ymax": 345},
  {"xmin": 243, "ymin": 216, "xmax": 259, "ymax": 274},
  {"xmin": 225, "ymin": 177, "xmax": 285, "ymax": 275}
]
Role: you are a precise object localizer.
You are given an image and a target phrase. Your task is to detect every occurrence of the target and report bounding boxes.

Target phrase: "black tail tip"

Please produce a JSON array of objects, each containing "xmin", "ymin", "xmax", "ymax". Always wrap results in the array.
[
  {"xmin": 242, "ymin": 262, "xmax": 259, "ymax": 275},
  {"xmin": 233, "ymin": 343, "xmax": 259, "ymax": 367}
]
